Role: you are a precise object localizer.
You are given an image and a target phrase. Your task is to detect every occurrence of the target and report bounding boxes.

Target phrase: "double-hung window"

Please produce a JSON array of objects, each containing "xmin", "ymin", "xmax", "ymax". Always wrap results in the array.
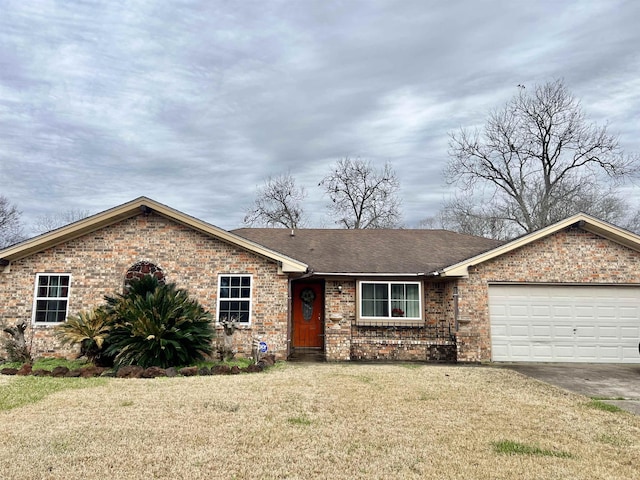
[
  {"xmin": 359, "ymin": 281, "xmax": 422, "ymax": 323},
  {"xmin": 33, "ymin": 274, "xmax": 71, "ymax": 324},
  {"xmin": 217, "ymin": 274, "xmax": 252, "ymax": 324}
]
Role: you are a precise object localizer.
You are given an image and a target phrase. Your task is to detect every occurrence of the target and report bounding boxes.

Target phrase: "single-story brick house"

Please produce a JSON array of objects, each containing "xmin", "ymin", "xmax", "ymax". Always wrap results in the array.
[{"xmin": 1, "ymin": 197, "xmax": 639, "ymax": 363}]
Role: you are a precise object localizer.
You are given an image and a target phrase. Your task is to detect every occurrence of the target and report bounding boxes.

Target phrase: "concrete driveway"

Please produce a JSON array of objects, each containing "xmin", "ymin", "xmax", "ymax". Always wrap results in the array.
[{"xmin": 496, "ymin": 363, "xmax": 640, "ymax": 415}]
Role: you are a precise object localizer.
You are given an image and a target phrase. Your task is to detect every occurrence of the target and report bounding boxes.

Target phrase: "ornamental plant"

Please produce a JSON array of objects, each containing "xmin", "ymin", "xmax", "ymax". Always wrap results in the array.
[
  {"xmin": 102, "ymin": 276, "xmax": 215, "ymax": 368},
  {"xmin": 55, "ymin": 309, "xmax": 112, "ymax": 366}
]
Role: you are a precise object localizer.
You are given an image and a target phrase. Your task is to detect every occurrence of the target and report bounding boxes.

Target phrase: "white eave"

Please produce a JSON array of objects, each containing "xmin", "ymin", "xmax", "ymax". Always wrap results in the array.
[
  {"xmin": 311, "ymin": 272, "xmax": 427, "ymax": 277},
  {"xmin": 0, "ymin": 197, "xmax": 308, "ymax": 274},
  {"xmin": 439, "ymin": 212, "xmax": 640, "ymax": 277}
]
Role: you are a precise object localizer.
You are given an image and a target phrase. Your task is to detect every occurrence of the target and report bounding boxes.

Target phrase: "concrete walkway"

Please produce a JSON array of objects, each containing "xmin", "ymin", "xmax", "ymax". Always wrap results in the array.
[{"xmin": 496, "ymin": 363, "xmax": 640, "ymax": 415}]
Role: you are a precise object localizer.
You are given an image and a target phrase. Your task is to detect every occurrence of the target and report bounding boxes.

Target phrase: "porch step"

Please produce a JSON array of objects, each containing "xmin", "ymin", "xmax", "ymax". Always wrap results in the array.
[{"xmin": 288, "ymin": 348, "xmax": 326, "ymax": 362}]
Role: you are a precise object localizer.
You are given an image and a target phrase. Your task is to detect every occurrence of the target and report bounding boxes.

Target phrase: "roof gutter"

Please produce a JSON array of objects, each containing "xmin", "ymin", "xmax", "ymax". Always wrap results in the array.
[{"xmin": 309, "ymin": 272, "xmax": 428, "ymax": 277}]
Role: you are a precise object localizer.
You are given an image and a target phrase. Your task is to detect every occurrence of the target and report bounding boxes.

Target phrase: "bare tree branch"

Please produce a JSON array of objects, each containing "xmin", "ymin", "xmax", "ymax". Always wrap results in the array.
[
  {"xmin": 444, "ymin": 79, "xmax": 638, "ymax": 237},
  {"xmin": 0, "ymin": 195, "xmax": 25, "ymax": 248},
  {"xmin": 244, "ymin": 173, "xmax": 307, "ymax": 228},
  {"xmin": 33, "ymin": 208, "xmax": 92, "ymax": 234},
  {"xmin": 320, "ymin": 157, "xmax": 402, "ymax": 229}
]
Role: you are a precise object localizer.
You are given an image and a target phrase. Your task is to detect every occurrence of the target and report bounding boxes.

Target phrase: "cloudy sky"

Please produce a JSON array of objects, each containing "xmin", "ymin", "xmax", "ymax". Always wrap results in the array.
[{"xmin": 1, "ymin": 0, "xmax": 639, "ymax": 234}]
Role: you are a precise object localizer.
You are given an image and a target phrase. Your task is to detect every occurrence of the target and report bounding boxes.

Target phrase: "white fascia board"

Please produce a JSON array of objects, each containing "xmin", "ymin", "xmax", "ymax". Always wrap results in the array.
[{"xmin": 310, "ymin": 272, "xmax": 427, "ymax": 277}]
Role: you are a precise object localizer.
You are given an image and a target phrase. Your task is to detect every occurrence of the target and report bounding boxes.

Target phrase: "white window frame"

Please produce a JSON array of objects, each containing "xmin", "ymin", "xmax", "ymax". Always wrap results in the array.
[
  {"xmin": 32, "ymin": 273, "xmax": 72, "ymax": 325},
  {"xmin": 217, "ymin": 274, "xmax": 253, "ymax": 325},
  {"xmin": 357, "ymin": 280, "xmax": 423, "ymax": 326}
]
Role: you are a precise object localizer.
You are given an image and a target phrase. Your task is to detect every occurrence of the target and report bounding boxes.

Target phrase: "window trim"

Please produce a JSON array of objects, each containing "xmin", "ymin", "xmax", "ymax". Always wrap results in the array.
[
  {"xmin": 32, "ymin": 273, "xmax": 72, "ymax": 325},
  {"xmin": 216, "ymin": 273, "xmax": 253, "ymax": 325},
  {"xmin": 357, "ymin": 280, "xmax": 423, "ymax": 326}
]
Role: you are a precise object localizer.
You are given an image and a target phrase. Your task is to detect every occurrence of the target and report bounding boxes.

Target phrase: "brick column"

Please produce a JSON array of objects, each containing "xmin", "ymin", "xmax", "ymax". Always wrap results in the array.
[{"xmin": 325, "ymin": 314, "xmax": 351, "ymax": 361}]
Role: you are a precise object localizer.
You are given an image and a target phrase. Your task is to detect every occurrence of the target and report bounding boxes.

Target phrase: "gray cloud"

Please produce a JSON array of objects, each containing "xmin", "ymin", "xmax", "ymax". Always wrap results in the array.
[{"xmin": 1, "ymin": 0, "xmax": 639, "ymax": 233}]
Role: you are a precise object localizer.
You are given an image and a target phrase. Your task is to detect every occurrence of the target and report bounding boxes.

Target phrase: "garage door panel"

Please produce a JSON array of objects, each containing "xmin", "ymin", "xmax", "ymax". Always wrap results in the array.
[
  {"xmin": 598, "ymin": 326, "xmax": 619, "ymax": 339},
  {"xmin": 490, "ymin": 285, "xmax": 640, "ymax": 363},
  {"xmin": 531, "ymin": 325, "xmax": 551, "ymax": 337},
  {"xmin": 576, "ymin": 326, "xmax": 596, "ymax": 339},
  {"xmin": 531, "ymin": 305, "xmax": 551, "ymax": 317},
  {"xmin": 510, "ymin": 345, "xmax": 533, "ymax": 359},
  {"xmin": 596, "ymin": 306, "xmax": 617, "ymax": 318},
  {"xmin": 621, "ymin": 326, "xmax": 640, "ymax": 337},
  {"xmin": 597, "ymin": 346, "xmax": 622, "ymax": 360},
  {"xmin": 552, "ymin": 305, "xmax": 573, "ymax": 318},
  {"xmin": 509, "ymin": 325, "xmax": 530, "ymax": 337},
  {"xmin": 619, "ymin": 307, "xmax": 639, "ymax": 319},
  {"xmin": 622, "ymin": 346, "xmax": 640, "ymax": 359},
  {"xmin": 575, "ymin": 306, "xmax": 596, "ymax": 318},
  {"xmin": 531, "ymin": 345, "xmax": 553, "ymax": 360},
  {"xmin": 553, "ymin": 325, "xmax": 574, "ymax": 339},
  {"xmin": 554, "ymin": 346, "xmax": 577, "ymax": 360},
  {"xmin": 508, "ymin": 305, "xmax": 529, "ymax": 317}
]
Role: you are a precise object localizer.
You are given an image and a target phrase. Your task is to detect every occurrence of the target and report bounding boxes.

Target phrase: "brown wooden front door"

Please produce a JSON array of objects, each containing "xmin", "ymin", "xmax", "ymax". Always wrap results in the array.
[{"xmin": 292, "ymin": 281, "xmax": 324, "ymax": 348}]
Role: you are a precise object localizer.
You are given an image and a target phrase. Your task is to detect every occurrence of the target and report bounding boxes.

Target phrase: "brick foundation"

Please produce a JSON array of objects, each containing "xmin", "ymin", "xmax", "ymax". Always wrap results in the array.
[{"xmin": 351, "ymin": 338, "xmax": 456, "ymax": 362}]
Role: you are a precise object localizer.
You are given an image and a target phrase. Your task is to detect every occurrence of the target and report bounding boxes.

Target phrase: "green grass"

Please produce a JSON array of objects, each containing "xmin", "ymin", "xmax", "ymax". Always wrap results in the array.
[
  {"xmin": 586, "ymin": 399, "xmax": 623, "ymax": 413},
  {"xmin": 1, "ymin": 358, "xmax": 92, "ymax": 371},
  {"xmin": 400, "ymin": 363, "xmax": 424, "ymax": 369},
  {"xmin": 287, "ymin": 415, "xmax": 312, "ymax": 426},
  {"xmin": 0, "ymin": 376, "xmax": 106, "ymax": 411},
  {"xmin": 2, "ymin": 357, "xmax": 257, "ymax": 372},
  {"xmin": 492, "ymin": 440, "xmax": 573, "ymax": 458},
  {"xmin": 596, "ymin": 433, "xmax": 632, "ymax": 447},
  {"xmin": 192, "ymin": 357, "xmax": 254, "ymax": 369}
]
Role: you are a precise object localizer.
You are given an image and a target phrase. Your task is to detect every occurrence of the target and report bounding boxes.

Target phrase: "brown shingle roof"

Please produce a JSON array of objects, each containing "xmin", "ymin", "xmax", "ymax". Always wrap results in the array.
[{"xmin": 231, "ymin": 228, "xmax": 503, "ymax": 274}]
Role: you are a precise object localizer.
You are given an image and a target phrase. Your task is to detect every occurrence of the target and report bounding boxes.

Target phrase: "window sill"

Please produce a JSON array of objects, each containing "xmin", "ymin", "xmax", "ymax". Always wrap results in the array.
[{"xmin": 356, "ymin": 319, "xmax": 424, "ymax": 328}]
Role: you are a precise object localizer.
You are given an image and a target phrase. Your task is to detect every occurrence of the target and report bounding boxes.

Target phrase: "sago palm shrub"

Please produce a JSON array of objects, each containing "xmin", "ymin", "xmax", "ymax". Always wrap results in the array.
[
  {"xmin": 103, "ymin": 276, "xmax": 215, "ymax": 368},
  {"xmin": 55, "ymin": 309, "xmax": 112, "ymax": 366}
]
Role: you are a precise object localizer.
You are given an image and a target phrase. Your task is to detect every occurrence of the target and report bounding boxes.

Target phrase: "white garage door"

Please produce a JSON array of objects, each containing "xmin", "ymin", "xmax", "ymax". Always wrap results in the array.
[{"xmin": 489, "ymin": 285, "xmax": 640, "ymax": 363}]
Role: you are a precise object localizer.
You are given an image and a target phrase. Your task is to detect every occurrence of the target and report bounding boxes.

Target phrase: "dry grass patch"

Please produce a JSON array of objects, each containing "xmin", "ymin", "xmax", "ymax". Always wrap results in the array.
[{"xmin": 0, "ymin": 363, "xmax": 639, "ymax": 479}]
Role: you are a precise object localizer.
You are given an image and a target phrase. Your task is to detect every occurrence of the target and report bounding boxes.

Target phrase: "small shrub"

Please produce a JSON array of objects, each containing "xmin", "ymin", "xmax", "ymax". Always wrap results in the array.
[{"xmin": 55, "ymin": 309, "xmax": 112, "ymax": 366}]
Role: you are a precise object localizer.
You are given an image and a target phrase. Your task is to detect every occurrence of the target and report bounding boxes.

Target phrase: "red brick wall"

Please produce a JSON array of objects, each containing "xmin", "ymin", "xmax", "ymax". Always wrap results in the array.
[
  {"xmin": 323, "ymin": 279, "xmax": 458, "ymax": 362},
  {"xmin": 0, "ymin": 213, "xmax": 289, "ymax": 361},
  {"xmin": 456, "ymin": 227, "xmax": 640, "ymax": 362},
  {"xmin": 324, "ymin": 280, "xmax": 355, "ymax": 361}
]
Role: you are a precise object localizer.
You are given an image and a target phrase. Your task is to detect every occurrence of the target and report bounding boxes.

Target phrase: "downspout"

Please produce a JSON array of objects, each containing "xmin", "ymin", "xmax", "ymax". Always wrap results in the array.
[
  {"xmin": 453, "ymin": 286, "xmax": 460, "ymax": 331},
  {"xmin": 287, "ymin": 277, "xmax": 293, "ymax": 359}
]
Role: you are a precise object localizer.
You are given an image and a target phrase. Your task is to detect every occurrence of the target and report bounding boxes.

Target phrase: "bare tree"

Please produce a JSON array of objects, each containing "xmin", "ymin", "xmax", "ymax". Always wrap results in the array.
[
  {"xmin": 33, "ymin": 208, "xmax": 92, "ymax": 234},
  {"xmin": 0, "ymin": 195, "xmax": 25, "ymax": 248},
  {"xmin": 320, "ymin": 157, "xmax": 402, "ymax": 229},
  {"xmin": 424, "ymin": 197, "xmax": 515, "ymax": 240},
  {"xmin": 444, "ymin": 79, "xmax": 638, "ymax": 238},
  {"xmin": 244, "ymin": 173, "xmax": 306, "ymax": 228}
]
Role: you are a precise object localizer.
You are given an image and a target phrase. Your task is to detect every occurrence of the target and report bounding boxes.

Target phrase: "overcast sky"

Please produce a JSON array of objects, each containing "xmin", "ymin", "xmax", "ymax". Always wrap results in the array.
[{"xmin": 1, "ymin": 0, "xmax": 639, "ymax": 234}]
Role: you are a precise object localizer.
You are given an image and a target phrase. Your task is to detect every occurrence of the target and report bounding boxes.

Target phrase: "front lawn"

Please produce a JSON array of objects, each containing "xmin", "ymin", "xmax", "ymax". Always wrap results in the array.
[{"xmin": 0, "ymin": 364, "xmax": 638, "ymax": 479}]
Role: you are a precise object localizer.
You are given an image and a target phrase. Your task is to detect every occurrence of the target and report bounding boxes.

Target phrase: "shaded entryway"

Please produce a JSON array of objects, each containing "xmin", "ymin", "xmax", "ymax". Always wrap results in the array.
[{"xmin": 289, "ymin": 280, "xmax": 325, "ymax": 361}]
